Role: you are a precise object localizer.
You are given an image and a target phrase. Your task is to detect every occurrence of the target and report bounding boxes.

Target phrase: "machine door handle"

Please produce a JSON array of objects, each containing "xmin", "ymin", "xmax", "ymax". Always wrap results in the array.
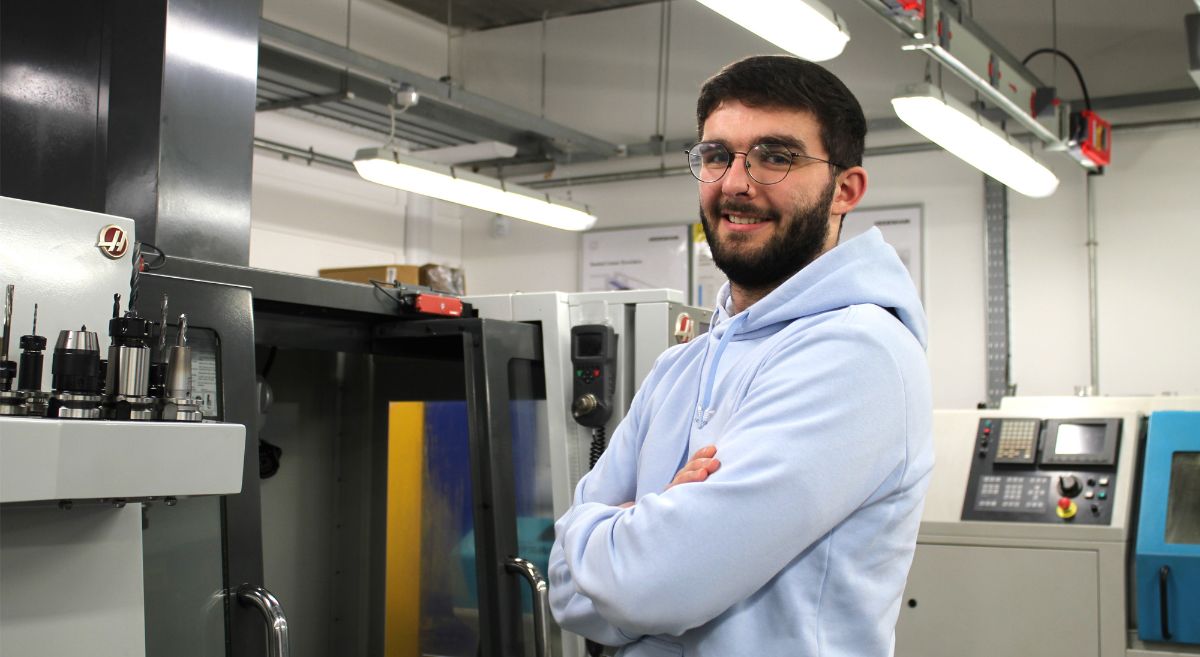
[
  {"xmin": 237, "ymin": 584, "xmax": 291, "ymax": 657},
  {"xmin": 1158, "ymin": 565, "xmax": 1172, "ymax": 641},
  {"xmin": 506, "ymin": 556, "xmax": 550, "ymax": 657}
]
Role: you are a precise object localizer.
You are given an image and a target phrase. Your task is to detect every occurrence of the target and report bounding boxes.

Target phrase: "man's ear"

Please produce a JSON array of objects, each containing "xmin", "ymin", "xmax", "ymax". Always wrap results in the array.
[{"xmin": 830, "ymin": 166, "xmax": 867, "ymax": 216}]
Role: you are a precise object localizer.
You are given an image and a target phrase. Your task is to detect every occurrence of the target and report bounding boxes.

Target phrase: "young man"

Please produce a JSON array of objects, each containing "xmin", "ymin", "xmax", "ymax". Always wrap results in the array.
[{"xmin": 548, "ymin": 55, "xmax": 933, "ymax": 656}]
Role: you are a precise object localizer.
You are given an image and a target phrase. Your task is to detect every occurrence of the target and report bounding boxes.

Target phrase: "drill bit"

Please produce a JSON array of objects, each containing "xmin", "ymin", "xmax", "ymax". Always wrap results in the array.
[
  {"xmin": 178, "ymin": 314, "xmax": 188, "ymax": 347},
  {"xmin": 128, "ymin": 241, "xmax": 142, "ymax": 315},
  {"xmin": 112, "ymin": 293, "xmax": 121, "ymax": 319},
  {"xmin": 2, "ymin": 285, "xmax": 13, "ymax": 360},
  {"xmin": 157, "ymin": 295, "xmax": 169, "ymax": 360},
  {"xmin": 32, "ymin": 303, "xmax": 38, "ymax": 335}
]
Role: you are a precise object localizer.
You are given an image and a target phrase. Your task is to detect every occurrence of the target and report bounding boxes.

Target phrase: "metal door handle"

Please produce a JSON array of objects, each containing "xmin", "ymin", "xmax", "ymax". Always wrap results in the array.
[
  {"xmin": 506, "ymin": 556, "xmax": 550, "ymax": 657},
  {"xmin": 1159, "ymin": 565, "xmax": 1172, "ymax": 640},
  {"xmin": 237, "ymin": 584, "xmax": 291, "ymax": 657}
]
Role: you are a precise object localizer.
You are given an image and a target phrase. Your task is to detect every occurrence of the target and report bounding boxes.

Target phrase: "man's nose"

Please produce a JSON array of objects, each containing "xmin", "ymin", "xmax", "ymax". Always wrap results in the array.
[{"xmin": 720, "ymin": 153, "xmax": 754, "ymax": 196}]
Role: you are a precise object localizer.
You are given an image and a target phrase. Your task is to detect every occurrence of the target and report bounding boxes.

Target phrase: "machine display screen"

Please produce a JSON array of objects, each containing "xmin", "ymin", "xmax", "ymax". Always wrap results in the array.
[
  {"xmin": 1053, "ymin": 423, "xmax": 1106, "ymax": 455},
  {"xmin": 1166, "ymin": 452, "xmax": 1200, "ymax": 544},
  {"xmin": 575, "ymin": 333, "xmax": 603, "ymax": 358}
]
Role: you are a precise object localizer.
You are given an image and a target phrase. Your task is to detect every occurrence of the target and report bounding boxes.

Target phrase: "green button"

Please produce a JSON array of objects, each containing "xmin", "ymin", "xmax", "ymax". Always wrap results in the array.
[{"xmin": 1098, "ymin": 491, "xmax": 1107, "ymax": 500}]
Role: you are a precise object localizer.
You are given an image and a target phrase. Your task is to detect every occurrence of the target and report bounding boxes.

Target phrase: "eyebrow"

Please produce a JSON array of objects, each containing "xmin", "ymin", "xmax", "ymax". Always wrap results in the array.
[
  {"xmin": 756, "ymin": 134, "xmax": 810, "ymax": 154},
  {"xmin": 706, "ymin": 134, "xmax": 811, "ymax": 154}
]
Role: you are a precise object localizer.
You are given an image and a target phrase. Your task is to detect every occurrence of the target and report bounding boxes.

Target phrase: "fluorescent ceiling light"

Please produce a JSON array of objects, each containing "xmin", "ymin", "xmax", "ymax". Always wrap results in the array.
[
  {"xmin": 891, "ymin": 83, "xmax": 1059, "ymax": 198},
  {"xmin": 354, "ymin": 148, "xmax": 597, "ymax": 231},
  {"xmin": 695, "ymin": 0, "xmax": 850, "ymax": 62},
  {"xmin": 416, "ymin": 141, "xmax": 519, "ymax": 164}
]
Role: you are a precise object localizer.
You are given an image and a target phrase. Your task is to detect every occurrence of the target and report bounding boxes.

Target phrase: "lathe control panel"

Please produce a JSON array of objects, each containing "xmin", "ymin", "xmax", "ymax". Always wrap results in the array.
[{"xmin": 962, "ymin": 417, "xmax": 1122, "ymax": 524}]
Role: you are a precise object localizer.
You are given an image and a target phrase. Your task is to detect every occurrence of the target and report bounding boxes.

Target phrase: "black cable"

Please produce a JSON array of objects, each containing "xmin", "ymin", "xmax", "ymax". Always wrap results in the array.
[
  {"xmin": 589, "ymin": 426, "xmax": 607, "ymax": 469},
  {"xmin": 1021, "ymin": 48, "xmax": 1091, "ymax": 111},
  {"xmin": 370, "ymin": 279, "xmax": 405, "ymax": 307},
  {"xmin": 137, "ymin": 242, "xmax": 168, "ymax": 271}
]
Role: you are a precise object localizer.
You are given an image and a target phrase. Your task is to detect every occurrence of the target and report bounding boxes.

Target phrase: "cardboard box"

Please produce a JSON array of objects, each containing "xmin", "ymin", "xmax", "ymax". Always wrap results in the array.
[{"xmin": 318, "ymin": 265, "xmax": 421, "ymax": 286}]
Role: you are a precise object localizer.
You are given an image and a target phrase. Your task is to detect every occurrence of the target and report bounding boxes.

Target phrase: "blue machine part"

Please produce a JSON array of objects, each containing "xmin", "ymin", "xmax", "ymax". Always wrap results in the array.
[{"xmin": 1135, "ymin": 411, "xmax": 1200, "ymax": 645}]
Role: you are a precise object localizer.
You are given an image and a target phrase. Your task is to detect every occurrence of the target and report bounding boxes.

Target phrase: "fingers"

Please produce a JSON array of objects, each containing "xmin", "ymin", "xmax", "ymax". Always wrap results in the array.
[
  {"xmin": 675, "ymin": 462, "xmax": 719, "ymax": 483},
  {"xmin": 690, "ymin": 445, "xmax": 717, "ymax": 461},
  {"xmin": 677, "ymin": 457, "xmax": 721, "ymax": 476},
  {"xmin": 667, "ymin": 446, "xmax": 721, "ymax": 490}
]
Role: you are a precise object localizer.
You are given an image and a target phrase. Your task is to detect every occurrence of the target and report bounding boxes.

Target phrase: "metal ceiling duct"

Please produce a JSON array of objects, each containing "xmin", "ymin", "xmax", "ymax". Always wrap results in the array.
[{"xmin": 380, "ymin": 0, "xmax": 660, "ymax": 31}]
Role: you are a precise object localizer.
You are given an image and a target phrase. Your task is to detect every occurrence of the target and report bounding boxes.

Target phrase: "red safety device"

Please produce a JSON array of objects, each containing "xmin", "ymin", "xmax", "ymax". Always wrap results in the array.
[
  {"xmin": 1079, "ymin": 110, "xmax": 1112, "ymax": 167},
  {"xmin": 897, "ymin": 0, "xmax": 925, "ymax": 18},
  {"xmin": 412, "ymin": 294, "xmax": 464, "ymax": 317}
]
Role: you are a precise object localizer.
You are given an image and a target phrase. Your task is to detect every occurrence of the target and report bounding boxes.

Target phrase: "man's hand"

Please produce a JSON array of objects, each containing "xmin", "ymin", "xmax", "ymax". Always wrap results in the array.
[
  {"xmin": 667, "ymin": 445, "xmax": 720, "ymax": 491},
  {"xmin": 617, "ymin": 446, "xmax": 720, "ymax": 508}
]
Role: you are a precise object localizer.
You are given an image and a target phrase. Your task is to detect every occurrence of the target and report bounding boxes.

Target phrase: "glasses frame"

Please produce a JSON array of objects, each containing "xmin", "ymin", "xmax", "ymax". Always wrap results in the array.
[{"xmin": 685, "ymin": 142, "xmax": 847, "ymax": 185}]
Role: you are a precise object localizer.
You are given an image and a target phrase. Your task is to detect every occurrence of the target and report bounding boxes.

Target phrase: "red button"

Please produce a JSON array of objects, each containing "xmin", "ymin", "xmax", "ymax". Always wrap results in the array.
[
  {"xmin": 593, "ymin": 369, "xmax": 600, "ymax": 376},
  {"xmin": 1058, "ymin": 497, "xmax": 1072, "ymax": 510}
]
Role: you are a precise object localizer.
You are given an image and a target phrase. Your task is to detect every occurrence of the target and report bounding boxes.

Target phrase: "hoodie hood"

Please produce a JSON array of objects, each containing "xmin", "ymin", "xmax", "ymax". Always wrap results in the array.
[
  {"xmin": 694, "ymin": 227, "xmax": 926, "ymax": 428},
  {"xmin": 709, "ymin": 227, "xmax": 927, "ymax": 349}
]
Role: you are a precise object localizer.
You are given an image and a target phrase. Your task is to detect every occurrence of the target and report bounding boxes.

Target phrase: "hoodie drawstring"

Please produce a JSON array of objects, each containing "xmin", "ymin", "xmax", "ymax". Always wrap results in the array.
[{"xmin": 694, "ymin": 312, "xmax": 747, "ymax": 428}]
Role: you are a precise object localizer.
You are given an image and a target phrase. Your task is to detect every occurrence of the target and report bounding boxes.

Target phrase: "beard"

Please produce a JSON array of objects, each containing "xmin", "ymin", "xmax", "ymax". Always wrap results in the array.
[{"xmin": 699, "ymin": 178, "xmax": 837, "ymax": 290}]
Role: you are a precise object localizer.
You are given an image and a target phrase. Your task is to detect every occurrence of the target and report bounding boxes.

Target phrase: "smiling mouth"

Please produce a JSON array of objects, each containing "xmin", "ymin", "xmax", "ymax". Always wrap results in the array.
[{"xmin": 724, "ymin": 214, "xmax": 770, "ymax": 225}]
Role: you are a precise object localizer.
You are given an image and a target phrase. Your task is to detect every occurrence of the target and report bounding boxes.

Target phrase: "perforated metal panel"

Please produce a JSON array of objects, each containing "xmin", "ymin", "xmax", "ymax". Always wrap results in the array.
[{"xmin": 984, "ymin": 176, "xmax": 1012, "ymax": 407}]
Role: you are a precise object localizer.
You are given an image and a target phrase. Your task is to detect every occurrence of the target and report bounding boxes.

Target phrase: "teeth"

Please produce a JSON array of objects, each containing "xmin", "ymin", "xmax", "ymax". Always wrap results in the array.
[{"xmin": 727, "ymin": 215, "xmax": 764, "ymax": 225}]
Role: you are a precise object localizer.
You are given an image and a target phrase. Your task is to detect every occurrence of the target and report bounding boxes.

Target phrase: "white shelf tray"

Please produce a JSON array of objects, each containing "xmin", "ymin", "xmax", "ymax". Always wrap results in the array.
[{"xmin": 0, "ymin": 416, "xmax": 245, "ymax": 503}]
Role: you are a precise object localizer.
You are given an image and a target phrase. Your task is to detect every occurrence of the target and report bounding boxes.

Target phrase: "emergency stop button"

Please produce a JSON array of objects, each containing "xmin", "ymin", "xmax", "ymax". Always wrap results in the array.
[{"xmin": 1056, "ymin": 497, "xmax": 1077, "ymax": 520}]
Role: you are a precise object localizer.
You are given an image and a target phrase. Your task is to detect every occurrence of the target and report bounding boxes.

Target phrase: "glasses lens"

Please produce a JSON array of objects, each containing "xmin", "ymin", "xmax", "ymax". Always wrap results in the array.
[
  {"xmin": 746, "ymin": 144, "xmax": 794, "ymax": 185},
  {"xmin": 688, "ymin": 143, "xmax": 731, "ymax": 183}
]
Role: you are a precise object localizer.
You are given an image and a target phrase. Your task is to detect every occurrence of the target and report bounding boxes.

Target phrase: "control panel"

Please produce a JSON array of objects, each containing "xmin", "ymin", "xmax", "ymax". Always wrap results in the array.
[
  {"xmin": 569, "ymin": 324, "xmax": 617, "ymax": 429},
  {"xmin": 963, "ymin": 417, "xmax": 1122, "ymax": 525}
]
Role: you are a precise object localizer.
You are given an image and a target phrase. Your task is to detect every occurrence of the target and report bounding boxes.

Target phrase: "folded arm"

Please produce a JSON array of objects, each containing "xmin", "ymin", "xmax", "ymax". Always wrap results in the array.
[{"xmin": 554, "ymin": 327, "xmax": 910, "ymax": 637}]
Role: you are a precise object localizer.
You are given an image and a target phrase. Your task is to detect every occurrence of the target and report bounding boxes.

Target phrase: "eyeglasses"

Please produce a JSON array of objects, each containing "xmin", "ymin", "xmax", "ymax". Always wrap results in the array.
[{"xmin": 685, "ymin": 142, "xmax": 845, "ymax": 185}]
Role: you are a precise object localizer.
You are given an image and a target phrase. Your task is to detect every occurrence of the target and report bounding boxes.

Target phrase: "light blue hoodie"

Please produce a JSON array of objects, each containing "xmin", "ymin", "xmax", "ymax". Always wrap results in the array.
[{"xmin": 548, "ymin": 228, "xmax": 934, "ymax": 657}]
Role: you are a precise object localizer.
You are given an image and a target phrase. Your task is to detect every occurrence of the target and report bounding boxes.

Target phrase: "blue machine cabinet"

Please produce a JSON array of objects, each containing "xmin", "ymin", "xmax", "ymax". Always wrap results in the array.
[{"xmin": 1136, "ymin": 411, "xmax": 1200, "ymax": 645}]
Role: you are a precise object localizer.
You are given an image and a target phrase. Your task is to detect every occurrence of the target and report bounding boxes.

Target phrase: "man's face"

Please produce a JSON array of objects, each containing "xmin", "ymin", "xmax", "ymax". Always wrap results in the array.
[{"xmin": 698, "ymin": 100, "xmax": 840, "ymax": 289}]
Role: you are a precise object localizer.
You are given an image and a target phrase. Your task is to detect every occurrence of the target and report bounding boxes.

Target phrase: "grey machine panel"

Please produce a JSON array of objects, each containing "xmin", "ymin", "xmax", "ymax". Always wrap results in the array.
[{"xmin": 897, "ymin": 544, "xmax": 1100, "ymax": 657}]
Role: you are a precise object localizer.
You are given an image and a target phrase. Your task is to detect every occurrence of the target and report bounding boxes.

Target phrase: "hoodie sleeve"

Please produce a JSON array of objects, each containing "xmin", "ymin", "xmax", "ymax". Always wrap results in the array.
[
  {"xmin": 555, "ymin": 315, "xmax": 915, "ymax": 637},
  {"xmin": 547, "ymin": 361, "xmax": 656, "ymax": 645}
]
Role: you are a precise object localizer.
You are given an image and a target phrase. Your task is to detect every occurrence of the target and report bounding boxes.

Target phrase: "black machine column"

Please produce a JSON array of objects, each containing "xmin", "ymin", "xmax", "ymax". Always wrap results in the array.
[{"xmin": 0, "ymin": 0, "xmax": 259, "ymax": 266}]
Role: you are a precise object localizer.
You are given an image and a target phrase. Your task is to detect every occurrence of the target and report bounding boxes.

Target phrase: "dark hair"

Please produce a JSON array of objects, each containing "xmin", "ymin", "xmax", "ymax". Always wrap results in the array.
[{"xmin": 696, "ymin": 55, "xmax": 867, "ymax": 168}]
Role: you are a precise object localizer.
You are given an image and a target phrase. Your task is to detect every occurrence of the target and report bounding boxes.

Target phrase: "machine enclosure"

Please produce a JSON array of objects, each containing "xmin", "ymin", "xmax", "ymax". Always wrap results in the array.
[{"xmin": 1136, "ymin": 411, "xmax": 1200, "ymax": 645}]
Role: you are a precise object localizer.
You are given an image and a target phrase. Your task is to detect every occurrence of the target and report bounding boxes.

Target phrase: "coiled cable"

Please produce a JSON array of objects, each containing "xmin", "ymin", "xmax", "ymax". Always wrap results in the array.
[{"xmin": 589, "ymin": 426, "xmax": 607, "ymax": 469}]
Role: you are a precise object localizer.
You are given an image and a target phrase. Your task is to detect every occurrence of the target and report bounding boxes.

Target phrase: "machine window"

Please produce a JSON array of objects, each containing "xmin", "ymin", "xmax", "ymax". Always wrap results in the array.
[
  {"xmin": 1165, "ymin": 452, "xmax": 1200, "ymax": 544},
  {"xmin": 1054, "ymin": 423, "xmax": 1106, "ymax": 455}
]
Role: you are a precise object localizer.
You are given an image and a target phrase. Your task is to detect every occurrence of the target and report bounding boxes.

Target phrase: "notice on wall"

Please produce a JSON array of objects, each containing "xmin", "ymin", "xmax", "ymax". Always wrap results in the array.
[
  {"xmin": 580, "ymin": 225, "xmax": 690, "ymax": 293},
  {"xmin": 839, "ymin": 205, "xmax": 924, "ymax": 299},
  {"xmin": 690, "ymin": 223, "xmax": 726, "ymax": 309}
]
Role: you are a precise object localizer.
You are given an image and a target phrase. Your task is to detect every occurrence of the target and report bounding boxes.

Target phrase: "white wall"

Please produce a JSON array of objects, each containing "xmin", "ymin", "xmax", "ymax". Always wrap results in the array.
[
  {"xmin": 1092, "ymin": 123, "xmax": 1200, "ymax": 396},
  {"xmin": 250, "ymin": 150, "xmax": 463, "ymax": 275}
]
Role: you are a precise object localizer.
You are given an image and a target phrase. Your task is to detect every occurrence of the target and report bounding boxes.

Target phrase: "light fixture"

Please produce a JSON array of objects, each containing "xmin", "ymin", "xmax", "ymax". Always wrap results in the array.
[
  {"xmin": 416, "ymin": 141, "xmax": 519, "ymax": 164},
  {"xmin": 353, "ymin": 147, "xmax": 597, "ymax": 232},
  {"xmin": 695, "ymin": 0, "xmax": 850, "ymax": 62},
  {"xmin": 891, "ymin": 83, "xmax": 1059, "ymax": 198}
]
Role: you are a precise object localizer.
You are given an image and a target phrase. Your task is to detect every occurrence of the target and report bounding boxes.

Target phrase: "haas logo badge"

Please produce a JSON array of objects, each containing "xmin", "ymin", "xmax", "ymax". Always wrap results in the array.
[{"xmin": 97, "ymin": 224, "xmax": 129, "ymax": 259}]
